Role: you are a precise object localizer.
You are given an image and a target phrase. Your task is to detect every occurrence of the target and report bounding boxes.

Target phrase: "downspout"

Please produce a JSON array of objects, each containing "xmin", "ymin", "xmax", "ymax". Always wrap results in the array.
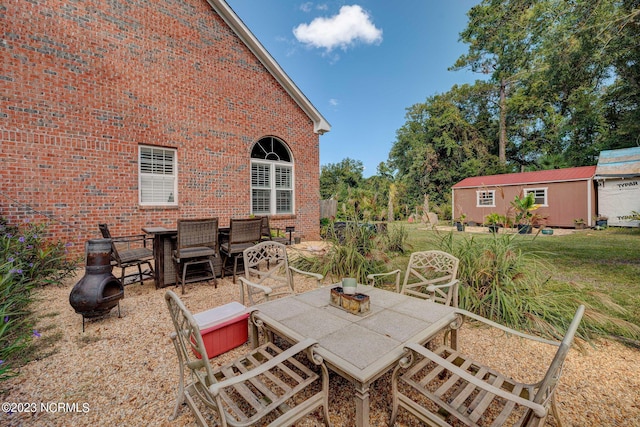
[
  {"xmin": 451, "ymin": 187, "xmax": 455, "ymax": 225},
  {"xmin": 587, "ymin": 178, "xmax": 593, "ymax": 227}
]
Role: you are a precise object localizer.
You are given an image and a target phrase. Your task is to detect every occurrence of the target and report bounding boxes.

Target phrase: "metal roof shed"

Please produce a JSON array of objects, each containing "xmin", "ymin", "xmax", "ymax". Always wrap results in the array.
[
  {"xmin": 451, "ymin": 166, "xmax": 597, "ymax": 228},
  {"xmin": 595, "ymin": 147, "xmax": 640, "ymax": 227}
]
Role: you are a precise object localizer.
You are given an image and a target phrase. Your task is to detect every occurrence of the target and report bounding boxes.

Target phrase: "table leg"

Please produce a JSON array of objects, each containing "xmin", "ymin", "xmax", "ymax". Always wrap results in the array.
[
  {"xmin": 249, "ymin": 318, "xmax": 259, "ymax": 349},
  {"xmin": 152, "ymin": 234, "xmax": 163, "ymax": 289},
  {"xmin": 354, "ymin": 381, "xmax": 371, "ymax": 427}
]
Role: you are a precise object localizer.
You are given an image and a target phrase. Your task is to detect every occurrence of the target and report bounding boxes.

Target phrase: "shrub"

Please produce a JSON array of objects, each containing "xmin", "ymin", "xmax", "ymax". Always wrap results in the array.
[
  {"xmin": 0, "ymin": 218, "xmax": 76, "ymax": 381},
  {"xmin": 430, "ymin": 231, "xmax": 640, "ymax": 341},
  {"xmin": 294, "ymin": 219, "xmax": 393, "ymax": 284}
]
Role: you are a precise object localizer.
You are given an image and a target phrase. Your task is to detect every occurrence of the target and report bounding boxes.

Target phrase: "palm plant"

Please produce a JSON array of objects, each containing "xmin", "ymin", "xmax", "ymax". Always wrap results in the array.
[{"xmin": 511, "ymin": 193, "xmax": 538, "ymax": 226}]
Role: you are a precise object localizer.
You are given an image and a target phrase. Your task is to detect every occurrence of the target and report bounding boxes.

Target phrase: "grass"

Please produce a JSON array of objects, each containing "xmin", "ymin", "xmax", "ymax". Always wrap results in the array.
[{"xmin": 377, "ymin": 222, "xmax": 640, "ymax": 341}]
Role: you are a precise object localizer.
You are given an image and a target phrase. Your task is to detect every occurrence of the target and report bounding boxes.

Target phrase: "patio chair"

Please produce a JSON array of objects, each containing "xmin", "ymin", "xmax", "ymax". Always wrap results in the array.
[
  {"xmin": 390, "ymin": 305, "xmax": 585, "ymax": 427},
  {"xmin": 98, "ymin": 223, "xmax": 154, "ymax": 286},
  {"xmin": 172, "ymin": 218, "xmax": 219, "ymax": 294},
  {"xmin": 367, "ymin": 250, "xmax": 460, "ymax": 307},
  {"xmin": 258, "ymin": 215, "xmax": 290, "ymax": 245},
  {"xmin": 219, "ymin": 217, "xmax": 262, "ymax": 284},
  {"xmin": 164, "ymin": 290, "xmax": 332, "ymax": 427},
  {"xmin": 239, "ymin": 240, "xmax": 323, "ymax": 305}
]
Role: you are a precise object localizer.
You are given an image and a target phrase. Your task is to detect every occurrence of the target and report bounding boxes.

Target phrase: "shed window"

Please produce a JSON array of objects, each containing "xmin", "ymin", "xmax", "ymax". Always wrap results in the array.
[
  {"xmin": 476, "ymin": 190, "xmax": 495, "ymax": 207},
  {"xmin": 251, "ymin": 137, "xmax": 294, "ymax": 215},
  {"xmin": 139, "ymin": 146, "xmax": 177, "ymax": 206},
  {"xmin": 524, "ymin": 188, "xmax": 548, "ymax": 206}
]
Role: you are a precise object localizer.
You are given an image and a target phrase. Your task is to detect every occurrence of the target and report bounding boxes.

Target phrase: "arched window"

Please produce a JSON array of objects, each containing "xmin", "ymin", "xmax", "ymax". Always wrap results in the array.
[{"xmin": 251, "ymin": 137, "xmax": 294, "ymax": 215}]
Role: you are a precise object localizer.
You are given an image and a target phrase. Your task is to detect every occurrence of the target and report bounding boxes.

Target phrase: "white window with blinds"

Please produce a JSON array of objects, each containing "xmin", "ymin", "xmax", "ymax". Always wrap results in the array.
[
  {"xmin": 139, "ymin": 146, "xmax": 177, "ymax": 206},
  {"xmin": 250, "ymin": 137, "xmax": 294, "ymax": 215}
]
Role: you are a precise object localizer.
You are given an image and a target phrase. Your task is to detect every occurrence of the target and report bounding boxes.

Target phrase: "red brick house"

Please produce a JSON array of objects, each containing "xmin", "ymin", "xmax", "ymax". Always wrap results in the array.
[
  {"xmin": 452, "ymin": 166, "xmax": 597, "ymax": 228},
  {"xmin": 1, "ymin": 0, "xmax": 330, "ymax": 256}
]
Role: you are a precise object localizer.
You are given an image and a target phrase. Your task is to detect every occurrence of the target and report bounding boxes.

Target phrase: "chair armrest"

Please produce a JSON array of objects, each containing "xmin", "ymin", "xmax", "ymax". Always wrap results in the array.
[
  {"xmin": 426, "ymin": 279, "xmax": 459, "ymax": 292},
  {"xmin": 454, "ymin": 308, "xmax": 560, "ymax": 346},
  {"xmin": 238, "ymin": 277, "xmax": 273, "ymax": 296},
  {"xmin": 403, "ymin": 342, "xmax": 548, "ymax": 418},
  {"xmin": 289, "ymin": 266, "xmax": 323, "ymax": 287},
  {"xmin": 111, "ymin": 233, "xmax": 153, "ymax": 248},
  {"xmin": 367, "ymin": 270, "xmax": 401, "ymax": 291},
  {"xmin": 208, "ymin": 337, "xmax": 318, "ymax": 396}
]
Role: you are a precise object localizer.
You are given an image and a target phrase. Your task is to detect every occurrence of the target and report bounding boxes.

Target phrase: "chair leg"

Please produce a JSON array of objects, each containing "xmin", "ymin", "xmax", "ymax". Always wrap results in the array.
[
  {"xmin": 221, "ymin": 254, "xmax": 227, "ymax": 279},
  {"xmin": 232, "ymin": 255, "xmax": 238, "ymax": 284},
  {"xmin": 181, "ymin": 263, "xmax": 188, "ymax": 294},
  {"xmin": 137, "ymin": 263, "xmax": 143, "ymax": 286},
  {"xmin": 207, "ymin": 259, "xmax": 217, "ymax": 289}
]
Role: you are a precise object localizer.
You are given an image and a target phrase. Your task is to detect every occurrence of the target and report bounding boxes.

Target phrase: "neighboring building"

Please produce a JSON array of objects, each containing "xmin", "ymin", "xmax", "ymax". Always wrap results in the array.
[
  {"xmin": 452, "ymin": 166, "xmax": 597, "ymax": 228},
  {"xmin": 595, "ymin": 147, "xmax": 640, "ymax": 227},
  {"xmin": 1, "ymin": 0, "xmax": 329, "ymax": 256}
]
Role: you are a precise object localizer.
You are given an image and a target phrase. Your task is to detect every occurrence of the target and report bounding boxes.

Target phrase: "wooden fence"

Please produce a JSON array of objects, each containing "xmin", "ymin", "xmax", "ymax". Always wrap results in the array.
[{"xmin": 320, "ymin": 199, "xmax": 337, "ymax": 219}]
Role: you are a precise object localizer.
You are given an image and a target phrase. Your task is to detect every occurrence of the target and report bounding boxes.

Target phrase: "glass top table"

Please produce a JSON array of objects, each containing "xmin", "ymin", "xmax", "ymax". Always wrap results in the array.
[{"xmin": 249, "ymin": 284, "xmax": 459, "ymax": 427}]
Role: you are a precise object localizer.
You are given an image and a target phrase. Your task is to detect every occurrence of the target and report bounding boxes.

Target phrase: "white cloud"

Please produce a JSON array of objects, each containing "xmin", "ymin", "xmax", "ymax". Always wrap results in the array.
[
  {"xmin": 300, "ymin": 2, "xmax": 328, "ymax": 13},
  {"xmin": 329, "ymin": 98, "xmax": 339, "ymax": 107},
  {"xmin": 293, "ymin": 5, "xmax": 383, "ymax": 53}
]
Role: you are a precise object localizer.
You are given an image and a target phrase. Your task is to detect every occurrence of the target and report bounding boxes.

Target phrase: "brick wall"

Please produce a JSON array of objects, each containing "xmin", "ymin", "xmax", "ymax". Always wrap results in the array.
[{"xmin": 0, "ymin": 0, "xmax": 321, "ymax": 258}]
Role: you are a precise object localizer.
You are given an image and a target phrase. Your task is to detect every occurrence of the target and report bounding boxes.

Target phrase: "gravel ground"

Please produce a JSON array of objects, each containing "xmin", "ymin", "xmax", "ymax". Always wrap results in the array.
[{"xmin": 2, "ymin": 243, "xmax": 639, "ymax": 426}]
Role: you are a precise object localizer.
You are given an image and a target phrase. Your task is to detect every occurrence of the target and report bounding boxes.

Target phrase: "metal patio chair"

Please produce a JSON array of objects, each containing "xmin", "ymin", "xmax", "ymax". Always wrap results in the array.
[
  {"xmin": 165, "ymin": 290, "xmax": 332, "ymax": 427},
  {"xmin": 98, "ymin": 223, "xmax": 154, "ymax": 286},
  {"xmin": 239, "ymin": 240, "xmax": 323, "ymax": 306},
  {"xmin": 219, "ymin": 217, "xmax": 262, "ymax": 284},
  {"xmin": 172, "ymin": 218, "xmax": 219, "ymax": 294},
  {"xmin": 367, "ymin": 250, "xmax": 460, "ymax": 307},
  {"xmin": 390, "ymin": 305, "xmax": 585, "ymax": 427}
]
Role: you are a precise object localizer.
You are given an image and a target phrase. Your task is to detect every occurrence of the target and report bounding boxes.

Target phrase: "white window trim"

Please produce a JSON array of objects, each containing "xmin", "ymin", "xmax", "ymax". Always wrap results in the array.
[
  {"xmin": 138, "ymin": 145, "xmax": 178, "ymax": 207},
  {"xmin": 524, "ymin": 187, "xmax": 548, "ymax": 207},
  {"xmin": 250, "ymin": 160, "xmax": 295, "ymax": 215},
  {"xmin": 476, "ymin": 190, "xmax": 496, "ymax": 207}
]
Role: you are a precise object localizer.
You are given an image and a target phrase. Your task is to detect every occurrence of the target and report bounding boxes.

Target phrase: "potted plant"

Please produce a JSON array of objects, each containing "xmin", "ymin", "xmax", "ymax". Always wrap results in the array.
[
  {"xmin": 595, "ymin": 215, "xmax": 608, "ymax": 228},
  {"xmin": 511, "ymin": 193, "xmax": 539, "ymax": 234},
  {"xmin": 484, "ymin": 213, "xmax": 503, "ymax": 233},
  {"xmin": 574, "ymin": 218, "xmax": 586, "ymax": 229},
  {"xmin": 454, "ymin": 213, "xmax": 467, "ymax": 232}
]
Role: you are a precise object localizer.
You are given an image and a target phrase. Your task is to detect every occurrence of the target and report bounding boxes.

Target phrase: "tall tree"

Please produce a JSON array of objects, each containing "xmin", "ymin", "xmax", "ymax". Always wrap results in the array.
[
  {"xmin": 452, "ymin": 0, "xmax": 537, "ymax": 164},
  {"xmin": 389, "ymin": 84, "xmax": 502, "ymax": 209}
]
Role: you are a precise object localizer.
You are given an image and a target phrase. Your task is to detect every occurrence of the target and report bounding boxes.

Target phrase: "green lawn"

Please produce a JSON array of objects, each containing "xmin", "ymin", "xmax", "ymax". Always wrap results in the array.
[{"xmin": 387, "ymin": 223, "xmax": 640, "ymax": 333}]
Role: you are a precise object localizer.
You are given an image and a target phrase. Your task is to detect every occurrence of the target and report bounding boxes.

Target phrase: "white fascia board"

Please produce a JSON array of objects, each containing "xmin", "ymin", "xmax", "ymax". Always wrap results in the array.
[{"xmin": 206, "ymin": 0, "xmax": 331, "ymax": 135}]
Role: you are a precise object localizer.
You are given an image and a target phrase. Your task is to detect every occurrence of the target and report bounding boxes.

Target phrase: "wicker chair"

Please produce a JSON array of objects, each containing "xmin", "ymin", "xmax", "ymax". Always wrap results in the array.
[
  {"xmin": 172, "ymin": 218, "xmax": 219, "ymax": 294},
  {"xmin": 390, "ymin": 305, "xmax": 585, "ymax": 427},
  {"xmin": 367, "ymin": 250, "xmax": 460, "ymax": 307},
  {"xmin": 219, "ymin": 218, "xmax": 262, "ymax": 284},
  {"xmin": 164, "ymin": 290, "xmax": 332, "ymax": 427},
  {"xmin": 98, "ymin": 223, "xmax": 154, "ymax": 286},
  {"xmin": 258, "ymin": 216, "xmax": 290, "ymax": 245},
  {"xmin": 239, "ymin": 241, "xmax": 323, "ymax": 305}
]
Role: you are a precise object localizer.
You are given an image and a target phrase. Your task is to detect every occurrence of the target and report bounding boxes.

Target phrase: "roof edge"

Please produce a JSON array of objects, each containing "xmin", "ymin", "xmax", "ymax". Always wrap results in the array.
[
  {"xmin": 452, "ymin": 176, "xmax": 593, "ymax": 189},
  {"xmin": 206, "ymin": 0, "xmax": 331, "ymax": 135}
]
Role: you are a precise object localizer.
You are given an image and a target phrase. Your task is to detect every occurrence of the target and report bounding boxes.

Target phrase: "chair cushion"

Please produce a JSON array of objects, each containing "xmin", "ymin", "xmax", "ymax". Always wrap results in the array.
[
  {"xmin": 220, "ymin": 242, "xmax": 256, "ymax": 255},
  {"xmin": 118, "ymin": 247, "xmax": 153, "ymax": 263},
  {"xmin": 176, "ymin": 246, "xmax": 217, "ymax": 260}
]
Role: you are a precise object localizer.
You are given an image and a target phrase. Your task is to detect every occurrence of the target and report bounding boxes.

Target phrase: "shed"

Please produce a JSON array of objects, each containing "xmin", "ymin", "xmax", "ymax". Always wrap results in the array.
[
  {"xmin": 594, "ymin": 147, "xmax": 640, "ymax": 227},
  {"xmin": 452, "ymin": 166, "xmax": 597, "ymax": 228}
]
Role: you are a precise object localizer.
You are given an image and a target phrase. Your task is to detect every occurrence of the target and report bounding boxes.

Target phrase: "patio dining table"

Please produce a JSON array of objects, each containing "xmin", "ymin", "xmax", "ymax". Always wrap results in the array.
[{"xmin": 249, "ymin": 284, "xmax": 460, "ymax": 427}]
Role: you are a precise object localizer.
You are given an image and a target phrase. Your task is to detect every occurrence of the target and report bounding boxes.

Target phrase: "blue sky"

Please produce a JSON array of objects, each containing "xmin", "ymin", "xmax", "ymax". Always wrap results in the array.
[{"xmin": 226, "ymin": 1, "xmax": 481, "ymax": 177}]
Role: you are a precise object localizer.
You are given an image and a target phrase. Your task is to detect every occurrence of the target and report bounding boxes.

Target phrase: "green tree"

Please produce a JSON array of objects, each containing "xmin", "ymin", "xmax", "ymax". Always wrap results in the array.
[
  {"xmin": 319, "ymin": 158, "xmax": 364, "ymax": 200},
  {"xmin": 452, "ymin": 0, "xmax": 537, "ymax": 165},
  {"xmin": 389, "ymin": 84, "xmax": 502, "ymax": 212}
]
